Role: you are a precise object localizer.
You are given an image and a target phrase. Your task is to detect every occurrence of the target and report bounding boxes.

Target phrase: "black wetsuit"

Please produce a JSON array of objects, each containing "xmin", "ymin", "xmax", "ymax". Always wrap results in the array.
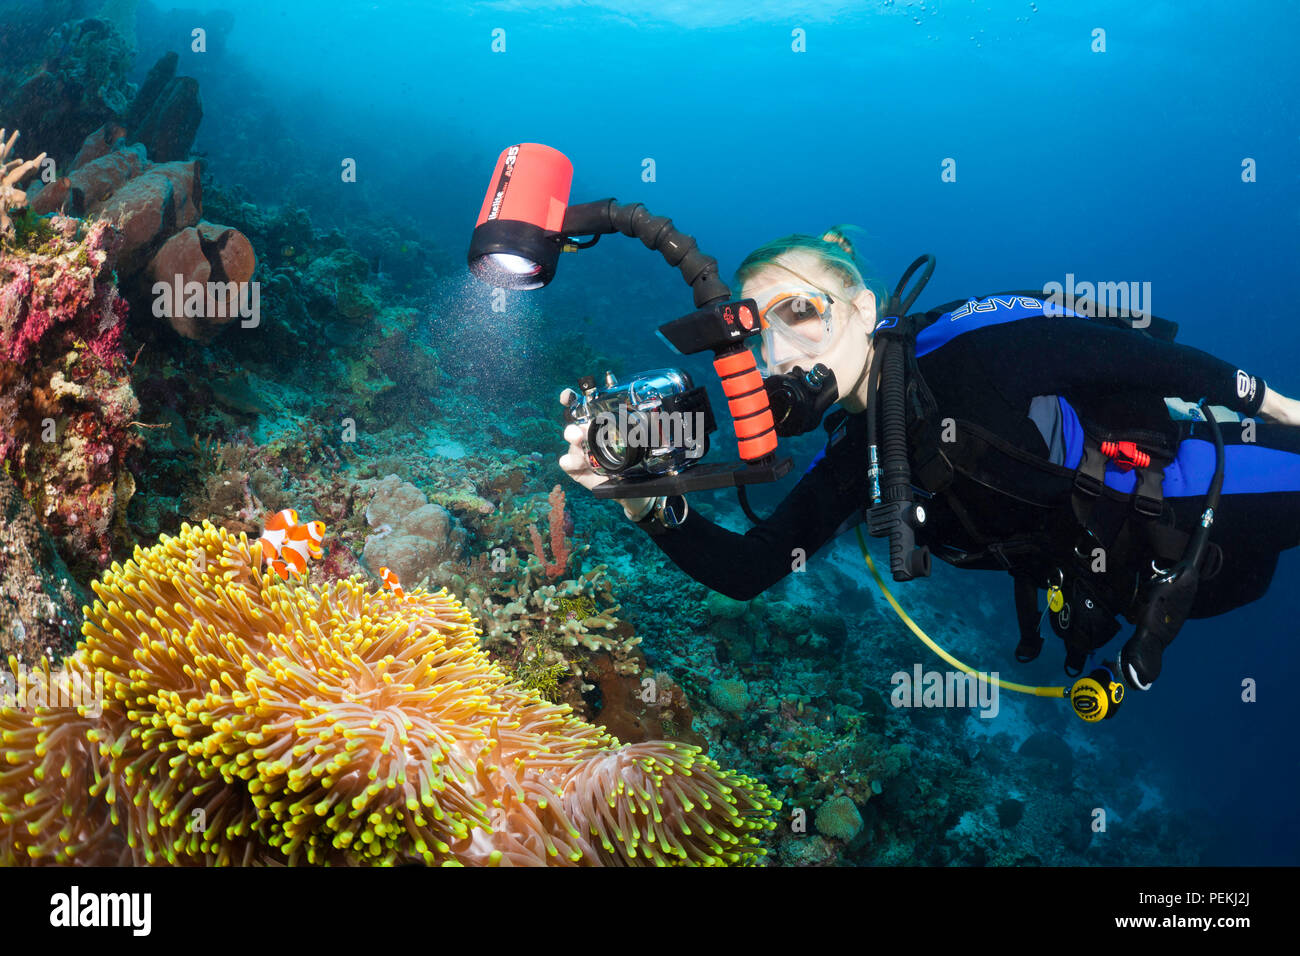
[{"xmin": 637, "ymin": 294, "xmax": 1300, "ymax": 630}]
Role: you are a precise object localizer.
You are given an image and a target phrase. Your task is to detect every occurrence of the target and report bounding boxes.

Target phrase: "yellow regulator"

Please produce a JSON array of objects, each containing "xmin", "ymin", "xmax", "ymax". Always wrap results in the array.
[{"xmin": 1070, "ymin": 665, "xmax": 1126, "ymax": 722}]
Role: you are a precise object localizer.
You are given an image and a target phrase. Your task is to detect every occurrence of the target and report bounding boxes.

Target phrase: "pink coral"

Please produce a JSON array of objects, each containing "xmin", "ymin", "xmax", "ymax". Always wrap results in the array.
[
  {"xmin": 528, "ymin": 484, "xmax": 572, "ymax": 580},
  {"xmin": 0, "ymin": 218, "xmax": 140, "ymax": 574}
]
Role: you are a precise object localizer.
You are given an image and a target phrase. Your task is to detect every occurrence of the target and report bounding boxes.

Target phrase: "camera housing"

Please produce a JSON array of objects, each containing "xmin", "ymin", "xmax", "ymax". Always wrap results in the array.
[{"xmin": 565, "ymin": 369, "xmax": 716, "ymax": 480}]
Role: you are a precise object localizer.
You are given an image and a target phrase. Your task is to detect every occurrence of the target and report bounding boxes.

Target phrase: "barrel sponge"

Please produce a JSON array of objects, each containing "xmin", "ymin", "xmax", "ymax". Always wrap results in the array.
[{"xmin": 0, "ymin": 521, "xmax": 778, "ymax": 865}]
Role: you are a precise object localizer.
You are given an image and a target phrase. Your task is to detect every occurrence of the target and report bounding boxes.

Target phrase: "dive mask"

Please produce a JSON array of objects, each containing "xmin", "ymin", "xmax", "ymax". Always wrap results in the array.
[{"xmin": 758, "ymin": 288, "xmax": 839, "ymax": 373}]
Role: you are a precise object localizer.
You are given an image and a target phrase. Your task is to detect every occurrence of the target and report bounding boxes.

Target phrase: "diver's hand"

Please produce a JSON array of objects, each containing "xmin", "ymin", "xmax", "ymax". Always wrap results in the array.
[
  {"xmin": 1259, "ymin": 387, "xmax": 1300, "ymax": 426},
  {"xmin": 557, "ymin": 389, "xmax": 655, "ymax": 521}
]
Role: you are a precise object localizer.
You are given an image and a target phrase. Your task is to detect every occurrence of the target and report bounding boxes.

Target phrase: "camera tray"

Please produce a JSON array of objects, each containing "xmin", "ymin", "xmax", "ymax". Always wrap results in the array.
[{"xmin": 590, "ymin": 456, "xmax": 793, "ymax": 499}]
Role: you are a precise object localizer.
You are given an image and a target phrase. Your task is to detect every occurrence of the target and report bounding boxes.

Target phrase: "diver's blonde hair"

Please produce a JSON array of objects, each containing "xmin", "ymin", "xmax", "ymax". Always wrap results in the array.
[{"xmin": 820, "ymin": 228, "xmax": 855, "ymax": 256}]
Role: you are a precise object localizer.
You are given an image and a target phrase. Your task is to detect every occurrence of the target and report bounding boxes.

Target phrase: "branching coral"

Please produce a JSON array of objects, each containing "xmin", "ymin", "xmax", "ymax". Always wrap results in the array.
[
  {"xmin": 475, "ymin": 561, "xmax": 635, "ymax": 656},
  {"xmin": 0, "ymin": 130, "xmax": 46, "ymax": 239},
  {"xmin": 0, "ymin": 522, "xmax": 778, "ymax": 865}
]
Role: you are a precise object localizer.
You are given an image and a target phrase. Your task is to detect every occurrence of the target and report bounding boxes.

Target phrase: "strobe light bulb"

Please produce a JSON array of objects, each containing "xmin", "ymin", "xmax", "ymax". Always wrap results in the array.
[{"xmin": 491, "ymin": 253, "xmax": 543, "ymax": 276}]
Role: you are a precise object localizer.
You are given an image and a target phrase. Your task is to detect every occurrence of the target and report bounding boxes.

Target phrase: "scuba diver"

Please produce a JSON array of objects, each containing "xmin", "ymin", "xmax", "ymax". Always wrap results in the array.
[{"xmin": 558, "ymin": 226, "xmax": 1300, "ymax": 695}]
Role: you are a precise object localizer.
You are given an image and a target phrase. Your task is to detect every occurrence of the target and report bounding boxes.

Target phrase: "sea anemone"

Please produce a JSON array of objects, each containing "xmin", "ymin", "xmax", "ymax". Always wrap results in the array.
[{"xmin": 0, "ymin": 521, "xmax": 778, "ymax": 865}]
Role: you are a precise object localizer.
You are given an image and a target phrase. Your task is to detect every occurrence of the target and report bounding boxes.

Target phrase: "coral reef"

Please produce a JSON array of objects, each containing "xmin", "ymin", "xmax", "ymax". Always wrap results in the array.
[
  {"xmin": 0, "ymin": 16, "xmax": 135, "ymax": 167},
  {"xmin": 0, "ymin": 522, "xmax": 779, "ymax": 865},
  {"xmin": 0, "ymin": 1, "xmax": 1223, "ymax": 871},
  {"xmin": 0, "ymin": 129, "xmax": 46, "ymax": 238},
  {"xmin": 0, "ymin": 472, "xmax": 89, "ymax": 662},
  {"xmin": 360, "ymin": 474, "xmax": 467, "ymax": 585},
  {"xmin": 446, "ymin": 515, "xmax": 660, "ymax": 739},
  {"xmin": 0, "ymin": 216, "xmax": 140, "ymax": 575},
  {"xmin": 26, "ymin": 122, "xmax": 257, "ymax": 342}
]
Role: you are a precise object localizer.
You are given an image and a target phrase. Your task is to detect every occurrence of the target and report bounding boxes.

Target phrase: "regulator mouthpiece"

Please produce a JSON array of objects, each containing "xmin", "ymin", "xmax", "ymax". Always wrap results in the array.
[{"xmin": 764, "ymin": 364, "xmax": 838, "ymax": 436}]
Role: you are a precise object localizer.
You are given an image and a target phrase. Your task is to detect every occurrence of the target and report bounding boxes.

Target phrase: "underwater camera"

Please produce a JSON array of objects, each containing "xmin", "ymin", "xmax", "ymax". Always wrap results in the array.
[
  {"xmin": 563, "ymin": 369, "xmax": 716, "ymax": 479},
  {"xmin": 467, "ymin": 143, "xmax": 792, "ymax": 498}
]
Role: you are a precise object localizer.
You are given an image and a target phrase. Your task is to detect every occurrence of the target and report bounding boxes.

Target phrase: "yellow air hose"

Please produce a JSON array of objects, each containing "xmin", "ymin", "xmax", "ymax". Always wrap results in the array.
[{"xmin": 856, "ymin": 527, "xmax": 1068, "ymax": 699}]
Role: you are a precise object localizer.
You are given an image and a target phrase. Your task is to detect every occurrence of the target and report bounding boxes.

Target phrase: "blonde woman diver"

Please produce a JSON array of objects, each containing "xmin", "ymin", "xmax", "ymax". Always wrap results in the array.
[{"xmin": 560, "ymin": 226, "xmax": 1300, "ymax": 692}]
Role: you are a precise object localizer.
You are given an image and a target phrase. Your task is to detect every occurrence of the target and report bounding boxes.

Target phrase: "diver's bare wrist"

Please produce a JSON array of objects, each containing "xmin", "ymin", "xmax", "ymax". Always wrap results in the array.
[{"xmin": 624, "ymin": 497, "xmax": 657, "ymax": 522}]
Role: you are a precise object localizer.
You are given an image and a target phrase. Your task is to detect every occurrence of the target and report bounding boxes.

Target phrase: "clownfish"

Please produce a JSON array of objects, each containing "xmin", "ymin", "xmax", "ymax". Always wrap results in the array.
[
  {"xmin": 297, "ymin": 519, "xmax": 326, "ymax": 558},
  {"xmin": 257, "ymin": 508, "xmax": 299, "ymax": 567},
  {"xmin": 258, "ymin": 509, "xmax": 325, "ymax": 579},
  {"xmin": 378, "ymin": 566, "xmax": 404, "ymax": 599}
]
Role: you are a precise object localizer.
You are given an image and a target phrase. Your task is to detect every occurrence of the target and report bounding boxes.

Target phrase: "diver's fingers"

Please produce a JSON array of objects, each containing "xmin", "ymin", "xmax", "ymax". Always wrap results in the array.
[
  {"xmin": 559, "ymin": 421, "xmax": 606, "ymax": 489},
  {"xmin": 559, "ymin": 388, "xmax": 578, "ymax": 407},
  {"xmin": 557, "ymin": 446, "xmax": 583, "ymax": 475},
  {"xmin": 559, "ymin": 449, "xmax": 604, "ymax": 490}
]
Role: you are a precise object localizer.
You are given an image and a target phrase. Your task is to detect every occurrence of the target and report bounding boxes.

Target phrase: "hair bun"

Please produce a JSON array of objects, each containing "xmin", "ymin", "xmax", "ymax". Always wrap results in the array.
[{"xmin": 821, "ymin": 230, "xmax": 854, "ymax": 256}]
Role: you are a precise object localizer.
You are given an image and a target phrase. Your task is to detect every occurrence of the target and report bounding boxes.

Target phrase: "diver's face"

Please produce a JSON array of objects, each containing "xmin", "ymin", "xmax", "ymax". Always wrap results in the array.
[{"xmin": 743, "ymin": 254, "xmax": 877, "ymax": 411}]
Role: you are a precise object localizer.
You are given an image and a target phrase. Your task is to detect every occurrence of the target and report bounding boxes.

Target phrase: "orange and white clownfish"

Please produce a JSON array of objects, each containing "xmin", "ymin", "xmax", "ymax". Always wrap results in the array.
[
  {"xmin": 257, "ymin": 509, "xmax": 300, "ymax": 566},
  {"xmin": 258, "ymin": 509, "xmax": 325, "ymax": 579},
  {"xmin": 378, "ymin": 566, "xmax": 405, "ymax": 599},
  {"xmin": 296, "ymin": 519, "xmax": 326, "ymax": 559}
]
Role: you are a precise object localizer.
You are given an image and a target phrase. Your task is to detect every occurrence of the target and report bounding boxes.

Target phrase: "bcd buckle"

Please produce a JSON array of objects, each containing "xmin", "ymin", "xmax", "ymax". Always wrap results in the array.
[{"xmin": 1131, "ymin": 468, "xmax": 1165, "ymax": 517}]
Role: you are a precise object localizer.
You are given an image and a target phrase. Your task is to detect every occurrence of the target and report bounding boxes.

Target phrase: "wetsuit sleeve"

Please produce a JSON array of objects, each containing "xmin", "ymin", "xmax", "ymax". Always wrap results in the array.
[
  {"xmin": 634, "ymin": 420, "xmax": 868, "ymax": 601},
  {"xmin": 977, "ymin": 316, "xmax": 1267, "ymax": 416}
]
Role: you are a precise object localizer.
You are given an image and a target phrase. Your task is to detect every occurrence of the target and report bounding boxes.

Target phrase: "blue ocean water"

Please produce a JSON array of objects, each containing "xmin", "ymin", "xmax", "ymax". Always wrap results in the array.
[
  {"xmin": 29, "ymin": 0, "xmax": 1299, "ymax": 864},
  {"xmin": 179, "ymin": 0, "xmax": 1298, "ymax": 863}
]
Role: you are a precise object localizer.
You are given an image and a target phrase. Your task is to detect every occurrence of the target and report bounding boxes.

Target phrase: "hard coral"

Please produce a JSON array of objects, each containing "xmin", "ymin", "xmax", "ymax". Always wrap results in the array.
[
  {"xmin": 461, "ymin": 550, "xmax": 638, "ymax": 658},
  {"xmin": 0, "ymin": 522, "xmax": 779, "ymax": 865},
  {"xmin": 815, "ymin": 795, "xmax": 864, "ymax": 842},
  {"xmin": 0, "ymin": 129, "xmax": 46, "ymax": 239},
  {"xmin": 0, "ymin": 472, "xmax": 89, "ymax": 661},
  {"xmin": 361, "ymin": 474, "xmax": 467, "ymax": 585},
  {"xmin": 31, "ymin": 125, "xmax": 258, "ymax": 343}
]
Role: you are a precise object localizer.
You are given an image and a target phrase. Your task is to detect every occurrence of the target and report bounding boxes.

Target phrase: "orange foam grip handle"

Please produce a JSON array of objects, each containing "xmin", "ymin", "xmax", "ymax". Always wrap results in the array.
[{"xmin": 713, "ymin": 349, "xmax": 778, "ymax": 460}]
